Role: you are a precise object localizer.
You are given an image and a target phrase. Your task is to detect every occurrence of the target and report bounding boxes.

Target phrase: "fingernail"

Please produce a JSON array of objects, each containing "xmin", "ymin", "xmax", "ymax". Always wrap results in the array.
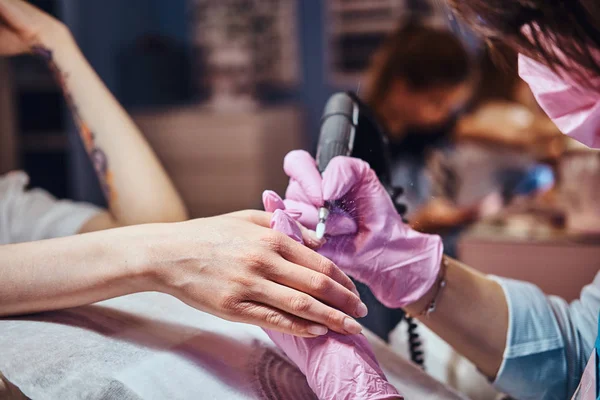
[
  {"xmin": 355, "ymin": 302, "xmax": 368, "ymax": 318},
  {"xmin": 343, "ymin": 318, "xmax": 362, "ymax": 335},
  {"xmin": 286, "ymin": 208, "xmax": 302, "ymax": 219},
  {"xmin": 307, "ymin": 229, "xmax": 323, "ymax": 243},
  {"xmin": 307, "ymin": 325, "xmax": 328, "ymax": 336},
  {"xmin": 304, "ymin": 229, "xmax": 325, "ymax": 247},
  {"xmin": 304, "ymin": 229, "xmax": 317, "ymax": 242}
]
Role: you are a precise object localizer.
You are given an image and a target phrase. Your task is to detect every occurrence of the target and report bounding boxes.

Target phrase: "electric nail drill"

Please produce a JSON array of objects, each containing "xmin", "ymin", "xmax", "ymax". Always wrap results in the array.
[
  {"xmin": 315, "ymin": 91, "xmax": 423, "ymax": 368},
  {"xmin": 315, "ymin": 92, "xmax": 405, "ymax": 238}
]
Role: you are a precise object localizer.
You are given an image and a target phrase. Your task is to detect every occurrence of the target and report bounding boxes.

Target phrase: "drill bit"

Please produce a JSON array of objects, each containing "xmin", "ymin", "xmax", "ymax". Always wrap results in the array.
[{"xmin": 315, "ymin": 206, "xmax": 330, "ymax": 239}]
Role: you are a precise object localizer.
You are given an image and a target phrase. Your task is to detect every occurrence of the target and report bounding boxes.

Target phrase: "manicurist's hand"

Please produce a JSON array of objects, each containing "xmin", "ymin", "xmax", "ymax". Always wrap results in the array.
[{"xmin": 277, "ymin": 150, "xmax": 444, "ymax": 308}]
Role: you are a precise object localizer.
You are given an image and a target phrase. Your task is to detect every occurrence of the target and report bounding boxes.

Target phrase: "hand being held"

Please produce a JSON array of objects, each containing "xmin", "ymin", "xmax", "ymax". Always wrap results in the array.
[
  {"xmin": 149, "ymin": 211, "xmax": 366, "ymax": 337},
  {"xmin": 278, "ymin": 150, "xmax": 443, "ymax": 308}
]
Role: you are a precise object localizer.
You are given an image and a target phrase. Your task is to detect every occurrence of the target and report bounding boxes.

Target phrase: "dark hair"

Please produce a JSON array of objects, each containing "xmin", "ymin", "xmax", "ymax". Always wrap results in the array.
[
  {"xmin": 445, "ymin": 0, "xmax": 600, "ymax": 81},
  {"xmin": 365, "ymin": 21, "xmax": 473, "ymax": 109},
  {"xmin": 472, "ymin": 44, "xmax": 519, "ymax": 105}
]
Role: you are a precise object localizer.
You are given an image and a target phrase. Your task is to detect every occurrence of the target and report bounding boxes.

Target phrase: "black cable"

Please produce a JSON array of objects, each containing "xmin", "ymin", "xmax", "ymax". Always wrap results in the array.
[
  {"xmin": 406, "ymin": 316, "xmax": 425, "ymax": 369},
  {"xmin": 392, "ymin": 192, "xmax": 426, "ymax": 370}
]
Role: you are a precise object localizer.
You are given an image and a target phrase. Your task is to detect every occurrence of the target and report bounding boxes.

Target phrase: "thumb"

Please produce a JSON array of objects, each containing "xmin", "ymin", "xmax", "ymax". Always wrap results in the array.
[
  {"xmin": 271, "ymin": 209, "xmax": 304, "ymax": 245},
  {"xmin": 284, "ymin": 150, "xmax": 323, "ymax": 206},
  {"xmin": 322, "ymin": 157, "xmax": 375, "ymax": 202},
  {"xmin": 264, "ymin": 192, "xmax": 322, "ymax": 248},
  {"xmin": 263, "ymin": 190, "xmax": 286, "ymax": 213},
  {"xmin": 263, "ymin": 190, "xmax": 303, "ymax": 220}
]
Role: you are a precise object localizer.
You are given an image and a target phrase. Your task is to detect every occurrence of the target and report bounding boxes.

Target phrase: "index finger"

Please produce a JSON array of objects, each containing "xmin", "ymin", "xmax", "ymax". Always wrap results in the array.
[
  {"xmin": 284, "ymin": 150, "xmax": 324, "ymax": 206},
  {"xmin": 276, "ymin": 236, "xmax": 358, "ymax": 297},
  {"xmin": 227, "ymin": 210, "xmax": 323, "ymax": 249}
]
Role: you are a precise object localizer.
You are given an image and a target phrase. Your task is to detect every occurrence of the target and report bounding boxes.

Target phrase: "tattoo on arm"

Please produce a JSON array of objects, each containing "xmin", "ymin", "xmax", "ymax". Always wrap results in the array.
[{"xmin": 32, "ymin": 46, "xmax": 116, "ymax": 203}]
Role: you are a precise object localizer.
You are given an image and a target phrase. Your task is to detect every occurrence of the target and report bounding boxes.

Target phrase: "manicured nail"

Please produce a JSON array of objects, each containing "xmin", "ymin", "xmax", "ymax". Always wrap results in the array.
[
  {"xmin": 343, "ymin": 318, "xmax": 362, "ymax": 335},
  {"xmin": 307, "ymin": 325, "xmax": 328, "ymax": 336},
  {"xmin": 262, "ymin": 190, "xmax": 285, "ymax": 212},
  {"xmin": 308, "ymin": 229, "xmax": 324, "ymax": 243},
  {"xmin": 355, "ymin": 302, "xmax": 368, "ymax": 318},
  {"xmin": 302, "ymin": 228, "xmax": 326, "ymax": 248}
]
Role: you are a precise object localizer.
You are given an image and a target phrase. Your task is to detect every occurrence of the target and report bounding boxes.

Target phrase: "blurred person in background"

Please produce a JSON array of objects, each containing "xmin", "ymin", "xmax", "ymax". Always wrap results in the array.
[
  {"xmin": 361, "ymin": 21, "xmax": 510, "ymax": 253},
  {"xmin": 0, "ymin": 0, "xmax": 365, "ymax": 341},
  {"xmin": 279, "ymin": 0, "xmax": 600, "ymax": 399},
  {"xmin": 351, "ymin": 20, "xmax": 542, "ymax": 368},
  {"xmin": 349, "ymin": 20, "xmax": 478, "ymax": 342},
  {"xmin": 363, "ymin": 23, "xmax": 562, "ymax": 252},
  {"xmin": 430, "ymin": 45, "xmax": 565, "ymax": 228},
  {"xmin": 362, "ymin": 21, "xmax": 477, "ymax": 238}
]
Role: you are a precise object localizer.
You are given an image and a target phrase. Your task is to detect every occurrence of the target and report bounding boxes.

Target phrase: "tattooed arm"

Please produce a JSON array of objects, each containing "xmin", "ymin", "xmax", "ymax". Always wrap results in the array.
[
  {"xmin": 0, "ymin": 0, "xmax": 188, "ymax": 231},
  {"xmin": 0, "ymin": 1, "xmax": 370, "ymax": 336}
]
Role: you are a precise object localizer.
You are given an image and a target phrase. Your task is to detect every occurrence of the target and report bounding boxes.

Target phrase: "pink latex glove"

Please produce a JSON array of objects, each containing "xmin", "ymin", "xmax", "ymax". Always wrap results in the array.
[
  {"xmin": 281, "ymin": 150, "xmax": 443, "ymax": 309},
  {"xmin": 263, "ymin": 192, "xmax": 402, "ymax": 400}
]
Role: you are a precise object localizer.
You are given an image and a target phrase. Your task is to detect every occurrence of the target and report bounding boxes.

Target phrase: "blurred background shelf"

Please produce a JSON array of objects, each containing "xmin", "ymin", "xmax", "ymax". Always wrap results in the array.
[
  {"xmin": 0, "ymin": 59, "xmax": 17, "ymax": 176},
  {"xmin": 132, "ymin": 105, "xmax": 304, "ymax": 217},
  {"xmin": 327, "ymin": 0, "xmax": 415, "ymax": 84},
  {"xmin": 20, "ymin": 134, "xmax": 68, "ymax": 152}
]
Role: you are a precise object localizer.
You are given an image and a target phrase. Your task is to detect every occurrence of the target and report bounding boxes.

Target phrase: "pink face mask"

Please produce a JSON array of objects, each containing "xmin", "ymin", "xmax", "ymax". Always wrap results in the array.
[{"xmin": 519, "ymin": 53, "xmax": 600, "ymax": 148}]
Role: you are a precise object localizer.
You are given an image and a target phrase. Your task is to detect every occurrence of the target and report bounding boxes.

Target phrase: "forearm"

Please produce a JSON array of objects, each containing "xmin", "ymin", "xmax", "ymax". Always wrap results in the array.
[
  {"xmin": 405, "ymin": 257, "xmax": 509, "ymax": 378},
  {"xmin": 0, "ymin": 226, "xmax": 157, "ymax": 316},
  {"xmin": 34, "ymin": 27, "xmax": 187, "ymax": 224}
]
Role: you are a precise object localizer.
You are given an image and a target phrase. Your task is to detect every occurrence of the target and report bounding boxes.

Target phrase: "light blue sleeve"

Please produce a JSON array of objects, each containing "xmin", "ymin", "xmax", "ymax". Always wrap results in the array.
[{"xmin": 490, "ymin": 273, "xmax": 600, "ymax": 400}]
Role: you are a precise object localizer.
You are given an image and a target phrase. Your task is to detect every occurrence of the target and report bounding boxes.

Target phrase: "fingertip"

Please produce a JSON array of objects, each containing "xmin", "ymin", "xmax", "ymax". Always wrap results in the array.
[
  {"xmin": 299, "ymin": 225, "xmax": 326, "ymax": 249},
  {"xmin": 271, "ymin": 210, "xmax": 304, "ymax": 244},
  {"xmin": 262, "ymin": 190, "xmax": 285, "ymax": 212},
  {"xmin": 285, "ymin": 209, "xmax": 302, "ymax": 219},
  {"xmin": 343, "ymin": 318, "xmax": 363, "ymax": 335},
  {"xmin": 356, "ymin": 302, "xmax": 368, "ymax": 318},
  {"xmin": 284, "ymin": 150, "xmax": 315, "ymax": 169},
  {"xmin": 307, "ymin": 325, "xmax": 328, "ymax": 336},
  {"xmin": 284, "ymin": 199, "xmax": 319, "ymax": 230},
  {"xmin": 284, "ymin": 151, "xmax": 324, "ymax": 205}
]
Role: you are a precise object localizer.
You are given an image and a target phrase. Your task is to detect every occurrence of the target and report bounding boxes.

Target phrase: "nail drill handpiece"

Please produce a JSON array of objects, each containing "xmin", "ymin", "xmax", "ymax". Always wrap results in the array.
[{"xmin": 315, "ymin": 93, "xmax": 359, "ymax": 239}]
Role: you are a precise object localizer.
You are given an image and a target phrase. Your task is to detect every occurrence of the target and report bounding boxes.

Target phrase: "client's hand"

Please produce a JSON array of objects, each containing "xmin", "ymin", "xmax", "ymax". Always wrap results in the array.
[
  {"xmin": 275, "ymin": 150, "xmax": 443, "ymax": 308},
  {"xmin": 151, "ymin": 211, "xmax": 365, "ymax": 338}
]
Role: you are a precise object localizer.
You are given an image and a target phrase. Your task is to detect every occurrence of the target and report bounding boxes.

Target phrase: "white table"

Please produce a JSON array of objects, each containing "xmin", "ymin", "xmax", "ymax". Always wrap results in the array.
[{"xmin": 0, "ymin": 292, "xmax": 467, "ymax": 399}]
